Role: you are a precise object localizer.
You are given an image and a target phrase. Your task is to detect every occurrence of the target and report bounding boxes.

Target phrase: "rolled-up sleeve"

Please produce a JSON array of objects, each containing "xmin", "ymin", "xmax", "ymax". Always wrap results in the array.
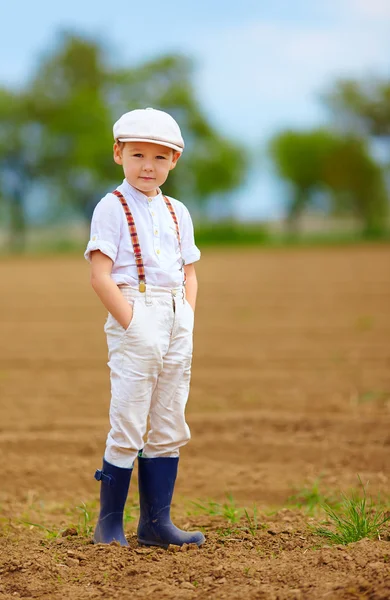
[
  {"xmin": 180, "ymin": 204, "xmax": 201, "ymax": 265},
  {"xmin": 84, "ymin": 194, "xmax": 122, "ymax": 264}
]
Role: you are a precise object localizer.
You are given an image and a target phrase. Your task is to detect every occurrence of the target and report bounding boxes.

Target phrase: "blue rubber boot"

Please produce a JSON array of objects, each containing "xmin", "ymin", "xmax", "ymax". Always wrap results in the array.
[
  {"xmin": 93, "ymin": 458, "xmax": 132, "ymax": 546},
  {"xmin": 137, "ymin": 455, "xmax": 205, "ymax": 548}
]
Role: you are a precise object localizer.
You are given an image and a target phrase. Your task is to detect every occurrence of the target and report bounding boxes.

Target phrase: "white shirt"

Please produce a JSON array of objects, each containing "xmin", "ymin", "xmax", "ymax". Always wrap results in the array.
[{"xmin": 84, "ymin": 179, "xmax": 201, "ymax": 288}]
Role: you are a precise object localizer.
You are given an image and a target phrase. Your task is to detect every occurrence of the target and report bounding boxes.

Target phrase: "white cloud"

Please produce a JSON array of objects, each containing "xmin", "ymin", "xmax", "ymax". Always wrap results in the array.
[
  {"xmin": 188, "ymin": 12, "xmax": 389, "ymax": 142},
  {"xmin": 189, "ymin": 2, "xmax": 389, "ymax": 219},
  {"xmin": 345, "ymin": 0, "xmax": 390, "ymax": 20}
]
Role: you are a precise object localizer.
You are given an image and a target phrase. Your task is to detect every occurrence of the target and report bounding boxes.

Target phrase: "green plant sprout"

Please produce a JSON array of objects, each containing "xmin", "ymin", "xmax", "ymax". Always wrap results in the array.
[
  {"xmin": 192, "ymin": 493, "xmax": 243, "ymax": 524},
  {"xmin": 355, "ymin": 390, "xmax": 389, "ymax": 405},
  {"xmin": 315, "ymin": 476, "xmax": 390, "ymax": 545},
  {"xmin": 216, "ymin": 526, "xmax": 241, "ymax": 537},
  {"xmin": 243, "ymin": 506, "xmax": 260, "ymax": 536},
  {"xmin": 123, "ymin": 507, "xmax": 136, "ymax": 524},
  {"xmin": 76, "ymin": 502, "xmax": 94, "ymax": 537},
  {"xmin": 288, "ymin": 478, "xmax": 340, "ymax": 514},
  {"xmin": 19, "ymin": 520, "xmax": 62, "ymax": 539}
]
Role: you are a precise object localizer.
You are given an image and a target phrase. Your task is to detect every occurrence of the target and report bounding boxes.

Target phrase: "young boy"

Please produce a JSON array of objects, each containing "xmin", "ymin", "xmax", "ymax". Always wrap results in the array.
[{"xmin": 84, "ymin": 107, "xmax": 205, "ymax": 548}]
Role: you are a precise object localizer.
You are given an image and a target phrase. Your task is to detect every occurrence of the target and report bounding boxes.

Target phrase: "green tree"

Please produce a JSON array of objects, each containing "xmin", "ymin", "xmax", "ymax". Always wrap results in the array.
[
  {"xmin": 26, "ymin": 32, "xmax": 247, "ymax": 220},
  {"xmin": 25, "ymin": 33, "xmax": 119, "ymax": 219},
  {"xmin": 324, "ymin": 136, "xmax": 387, "ymax": 236},
  {"xmin": 0, "ymin": 32, "xmax": 248, "ymax": 250},
  {"xmin": 322, "ymin": 77, "xmax": 390, "ymax": 233},
  {"xmin": 269, "ymin": 128, "xmax": 387, "ymax": 235},
  {"xmin": 269, "ymin": 129, "xmax": 336, "ymax": 231},
  {"xmin": 322, "ymin": 77, "xmax": 390, "ymax": 142},
  {"xmin": 0, "ymin": 89, "xmax": 40, "ymax": 250}
]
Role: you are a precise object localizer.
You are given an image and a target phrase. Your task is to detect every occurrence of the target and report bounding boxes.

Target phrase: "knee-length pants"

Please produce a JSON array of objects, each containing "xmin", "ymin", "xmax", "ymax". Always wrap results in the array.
[{"xmin": 103, "ymin": 284, "xmax": 194, "ymax": 468}]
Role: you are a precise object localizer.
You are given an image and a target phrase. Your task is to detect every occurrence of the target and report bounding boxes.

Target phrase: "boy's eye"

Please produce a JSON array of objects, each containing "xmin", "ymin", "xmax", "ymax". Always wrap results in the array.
[
  {"xmin": 156, "ymin": 156, "xmax": 167, "ymax": 160},
  {"xmin": 133, "ymin": 153, "xmax": 143, "ymax": 157}
]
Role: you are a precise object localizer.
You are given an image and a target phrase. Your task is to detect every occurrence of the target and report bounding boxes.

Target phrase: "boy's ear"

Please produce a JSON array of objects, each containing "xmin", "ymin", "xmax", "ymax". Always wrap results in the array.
[
  {"xmin": 169, "ymin": 151, "xmax": 181, "ymax": 171},
  {"xmin": 113, "ymin": 142, "xmax": 123, "ymax": 165}
]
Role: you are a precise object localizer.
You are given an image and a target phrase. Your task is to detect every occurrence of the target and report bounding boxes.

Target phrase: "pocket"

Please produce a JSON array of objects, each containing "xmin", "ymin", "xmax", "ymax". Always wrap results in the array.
[
  {"xmin": 124, "ymin": 298, "xmax": 137, "ymax": 333},
  {"xmin": 105, "ymin": 299, "xmax": 136, "ymax": 333}
]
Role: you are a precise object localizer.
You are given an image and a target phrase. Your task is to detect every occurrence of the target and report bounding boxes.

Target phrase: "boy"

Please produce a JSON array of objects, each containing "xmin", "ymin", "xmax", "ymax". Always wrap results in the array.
[{"xmin": 84, "ymin": 107, "xmax": 205, "ymax": 548}]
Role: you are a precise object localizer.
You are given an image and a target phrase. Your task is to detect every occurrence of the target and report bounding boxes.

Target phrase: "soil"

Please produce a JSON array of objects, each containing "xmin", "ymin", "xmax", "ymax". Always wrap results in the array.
[{"xmin": 0, "ymin": 246, "xmax": 389, "ymax": 599}]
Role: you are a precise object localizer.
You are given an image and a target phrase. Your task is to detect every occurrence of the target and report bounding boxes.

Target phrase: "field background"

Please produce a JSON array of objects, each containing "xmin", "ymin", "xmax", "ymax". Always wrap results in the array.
[{"xmin": 0, "ymin": 245, "xmax": 389, "ymax": 599}]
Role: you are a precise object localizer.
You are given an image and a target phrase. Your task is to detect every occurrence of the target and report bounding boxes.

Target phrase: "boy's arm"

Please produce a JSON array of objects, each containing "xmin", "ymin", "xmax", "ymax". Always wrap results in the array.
[
  {"xmin": 184, "ymin": 263, "xmax": 198, "ymax": 313},
  {"xmin": 90, "ymin": 250, "xmax": 133, "ymax": 330}
]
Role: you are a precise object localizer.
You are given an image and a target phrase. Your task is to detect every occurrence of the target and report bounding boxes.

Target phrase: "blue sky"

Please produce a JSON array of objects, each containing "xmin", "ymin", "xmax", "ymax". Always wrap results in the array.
[{"xmin": 1, "ymin": 0, "xmax": 389, "ymax": 220}]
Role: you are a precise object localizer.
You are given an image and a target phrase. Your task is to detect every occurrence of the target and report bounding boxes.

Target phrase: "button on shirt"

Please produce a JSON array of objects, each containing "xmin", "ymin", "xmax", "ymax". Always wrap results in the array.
[{"xmin": 84, "ymin": 180, "xmax": 201, "ymax": 288}]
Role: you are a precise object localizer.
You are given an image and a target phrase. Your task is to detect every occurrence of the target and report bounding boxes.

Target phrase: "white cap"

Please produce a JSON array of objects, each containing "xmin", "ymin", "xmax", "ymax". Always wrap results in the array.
[{"xmin": 113, "ymin": 108, "xmax": 185, "ymax": 153}]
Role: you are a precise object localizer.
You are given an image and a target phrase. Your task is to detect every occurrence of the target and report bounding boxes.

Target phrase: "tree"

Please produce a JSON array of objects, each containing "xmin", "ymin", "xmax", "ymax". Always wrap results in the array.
[
  {"xmin": 25, "ymin": 34, "xmax": 122, "ymax": 220},
  {"xmin": 0, "ymin": 33, "xmax": 248, "ymax": 250},
  {"xmin": 324, "ymin": 136, "xmax": 388, "ymax": 236},
  {"xmin": 0, "ymin": 89, "xmax": 41, "ymax": 250},
  {"xmin": 269, "ymin": 130, "xmax": 337, "ymax": 231},
  {"xmin": 322, "ymin": 77, "xmax": 390, "ymax": 155},
  {"xmin": 26, "ymin": 32, "xmax": 247, "ymax": 220},
  {"xmin": 269, "ymin": 128, "xmax": 387, "ymax": 235}
]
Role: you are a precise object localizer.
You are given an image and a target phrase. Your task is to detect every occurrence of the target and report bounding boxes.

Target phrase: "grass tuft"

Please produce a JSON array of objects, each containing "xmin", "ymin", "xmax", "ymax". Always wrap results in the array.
[
  {"xmin": 19, "ymin": 520, "xmax": 62, "ymax": 539},
  {"xmin": 243, "ymin": 506, "xmax": 260, "ymax": 536},
  {"xmin": 192, "ymin": 493, "xmax": 243, "ymax": 524},
  {"xmin": 288, "ymin": 478, "xmax": 340, "ymax": 514},
  {"xmin": 75, "ymin": 502, "xmax": 94, "ymax": 537},
  {"xmin": 315, "ymin": 476, "xmax": 390, "ymax": 545}
]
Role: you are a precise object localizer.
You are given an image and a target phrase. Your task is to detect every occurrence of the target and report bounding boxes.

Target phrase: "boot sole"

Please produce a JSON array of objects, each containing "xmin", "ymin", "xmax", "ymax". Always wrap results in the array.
[
  {"xmin": 137, "ymin": 537, "xmax": 205, "ymax": 549},
  {"xmin": 138, "ymin": 538, "xmax": 169, "ymax": 549}
]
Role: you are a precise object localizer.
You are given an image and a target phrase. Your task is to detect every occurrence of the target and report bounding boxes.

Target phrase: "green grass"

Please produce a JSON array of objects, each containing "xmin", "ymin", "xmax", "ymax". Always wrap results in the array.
[
  {"xmin": 123, "ymin": 498, "xmax": 139, "ymax": 524},
  {"xmin": 6, "ymin": 482, "xmax": 389, "ymax": 549},
  {"xmin": 195, "ymin": 223, "xmax": 270, "ymax": 246},
  {"xmin": 194, "ymin": 224, "xmax": 390, "ymax": 248},
  {"xmin": 354, "ymin": 390, "xmax": 390, "ymax": 406},
  {"xmin": 288, "ymin": 478, "xmax": 340, "ymax": 514},
  {"xmin": 315, "ymin": 477, "xmax": 390, "ymax": 545},
  {"xmin": 1, "ymin": 226, "xmax": 390, "ymax": 258},
  {"xmin": 75, "ymin": 502, "xmax": 94, "ymax": 537},
  {"xmin": 17, "ymin": 500, "xmax": 98, "ymax": 539},
  {"xmin": 195, "ymin": 222, "xmax": 390, "ymax": 248},
  {"xmin": 19, "ymin": 520, "xmax": 62, "ymax": 539},
  {"xmin": 243, "ymin": 506, "xmax": 261, "ymax": 536},
  {"xmin": 355, "ymin": 315, "xmax": 375, "ymax": 331},
  {"xmin": 191, "ymin": 495, "xmax": 266, "ymax": 540},
  {"xmin": 191, "ymin": 493, "xmax": 243, "ymax": 524},
  {"xmin": 11, "ymin": 497, "xmax": 142, "ymax": 540},
  {"xmin": 216, "ymin": 526, "xmax": 241, "ymax": 538}
]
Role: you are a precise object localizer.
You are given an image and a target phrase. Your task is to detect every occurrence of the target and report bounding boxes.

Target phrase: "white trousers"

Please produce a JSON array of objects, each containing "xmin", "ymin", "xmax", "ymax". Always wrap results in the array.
[{"xmin": 103, "ymin": 284, "xmax": 194, "ymax": 468}]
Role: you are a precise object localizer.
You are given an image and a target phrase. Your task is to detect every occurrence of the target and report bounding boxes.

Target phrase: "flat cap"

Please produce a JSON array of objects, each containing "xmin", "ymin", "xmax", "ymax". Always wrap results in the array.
[{"xmin": 113, "ymin": 108, "xmax": 184, "ymax": 153}]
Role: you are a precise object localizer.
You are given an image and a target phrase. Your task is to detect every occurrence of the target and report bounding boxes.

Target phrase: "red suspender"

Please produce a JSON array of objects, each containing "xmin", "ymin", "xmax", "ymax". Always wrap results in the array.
[
  {"xmin": 113, "ymin": 190, "xmax": 186, "ymax": 291},
  {"xmin": 112, "ymin": 190, "xmax": 147, "ymax": 292},
  {"xmin": 162, "ymin": 195, "xmax": 187, "ymax": 285}
]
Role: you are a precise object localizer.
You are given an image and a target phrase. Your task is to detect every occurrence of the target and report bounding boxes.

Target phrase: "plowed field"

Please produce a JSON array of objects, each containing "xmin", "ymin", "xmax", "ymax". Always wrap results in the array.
[{"xmin": 0, "ymin": 246, "xmax": 389, "ymax": 599}]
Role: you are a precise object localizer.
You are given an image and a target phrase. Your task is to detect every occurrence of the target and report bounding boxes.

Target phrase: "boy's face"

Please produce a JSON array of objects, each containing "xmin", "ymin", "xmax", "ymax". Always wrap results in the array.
[{"xmin": 113, "ymin": 141, "xmax": 181, "ymax": 196}]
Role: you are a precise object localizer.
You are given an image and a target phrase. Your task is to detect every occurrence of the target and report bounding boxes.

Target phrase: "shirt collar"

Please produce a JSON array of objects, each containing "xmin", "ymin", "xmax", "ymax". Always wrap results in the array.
[{"xmin": 121, "ymin": 179, "xmax": 162, "ymax": 203}]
